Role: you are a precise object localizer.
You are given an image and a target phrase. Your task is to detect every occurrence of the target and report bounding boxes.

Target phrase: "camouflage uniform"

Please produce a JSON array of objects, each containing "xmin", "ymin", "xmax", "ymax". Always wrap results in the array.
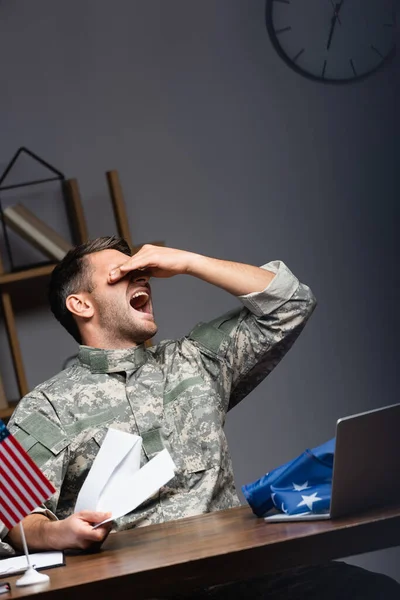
[{"xmin": 0, "ymin": 261, "xmax": 316, "ymax": 556}]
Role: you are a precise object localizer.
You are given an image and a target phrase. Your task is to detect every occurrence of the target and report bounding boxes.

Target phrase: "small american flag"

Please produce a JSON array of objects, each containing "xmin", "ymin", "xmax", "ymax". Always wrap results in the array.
[{"xmin": 0, "ymin": 419, "xmax": 55, "ymax": 530}]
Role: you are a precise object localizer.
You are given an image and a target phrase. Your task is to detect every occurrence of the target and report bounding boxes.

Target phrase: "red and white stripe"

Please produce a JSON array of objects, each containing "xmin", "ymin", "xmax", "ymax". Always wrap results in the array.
[{"xmin": 0, "ymin": 434, "xmax": 55, "ymax": 530}]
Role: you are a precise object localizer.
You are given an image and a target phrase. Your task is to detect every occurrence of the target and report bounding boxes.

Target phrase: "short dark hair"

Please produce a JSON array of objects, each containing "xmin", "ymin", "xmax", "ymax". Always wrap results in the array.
[{"xmin": 48, "ymin": 236, "xmax": 131, "ymax": 343}]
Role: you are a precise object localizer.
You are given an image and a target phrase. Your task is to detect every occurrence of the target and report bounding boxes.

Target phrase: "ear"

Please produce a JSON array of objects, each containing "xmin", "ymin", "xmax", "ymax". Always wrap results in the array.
[{"xmin": 66, "ymin": 293, "xmax": 94, "ymax": 320}]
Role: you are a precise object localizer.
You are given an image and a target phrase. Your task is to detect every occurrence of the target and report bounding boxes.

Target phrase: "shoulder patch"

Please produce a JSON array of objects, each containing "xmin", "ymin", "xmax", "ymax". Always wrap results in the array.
[
  {"xmin": 13, "ymin": 428, "xmax": 37, "ymax": 453},
  {"xmin": 16, "ymin": 412, "xmax": 68, "ymax": 455},
  {"xmin": 28, "ymin": 443, "xmax": 54, "ymax": 469},
  {"xmin": 188, "ymin": 322, "xmax": 228, "ymax": 356},
  {"xmin": 188, "ymin": 309, "xmax": 241, "ymax": 356}
]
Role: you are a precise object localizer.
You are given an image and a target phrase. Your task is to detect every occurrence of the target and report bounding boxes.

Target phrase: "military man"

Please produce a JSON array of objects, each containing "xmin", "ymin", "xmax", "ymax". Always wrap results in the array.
[{"xmin": 1, "ymin": 237, "xmax": 398, "ymax": 597}]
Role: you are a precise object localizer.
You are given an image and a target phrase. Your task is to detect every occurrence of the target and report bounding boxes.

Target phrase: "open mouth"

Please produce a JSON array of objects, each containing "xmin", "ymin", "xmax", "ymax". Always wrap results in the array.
[{"xmin": 129, "ymin": 289, "xmax": 152, "ymax": 315}]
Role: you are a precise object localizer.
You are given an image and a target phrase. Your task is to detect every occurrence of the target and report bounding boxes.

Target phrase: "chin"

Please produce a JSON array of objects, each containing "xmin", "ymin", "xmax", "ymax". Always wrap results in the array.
[{"xmin": 135, "ymin": 325, "xmax": 158, "ymax": 345}]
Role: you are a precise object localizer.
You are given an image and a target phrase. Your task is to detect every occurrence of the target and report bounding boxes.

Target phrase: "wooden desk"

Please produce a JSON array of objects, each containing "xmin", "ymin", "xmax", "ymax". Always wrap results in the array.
[{"xmin": 4, "ymin": 505, "xmax": 400, "ymax": 599}]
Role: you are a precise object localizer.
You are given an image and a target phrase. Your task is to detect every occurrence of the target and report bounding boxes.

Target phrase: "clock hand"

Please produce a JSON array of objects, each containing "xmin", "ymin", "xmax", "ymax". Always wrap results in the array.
[
  {"xmin": 326, "ymin": 14, "xmax": 337, "ymax": 50},
  {"xmin": 326, "ymin": 1, "xmax": 344, "ymax": 50},
  {"xmin": 329, "ymin": 0, "xmax": 341, "ymax": 25}
]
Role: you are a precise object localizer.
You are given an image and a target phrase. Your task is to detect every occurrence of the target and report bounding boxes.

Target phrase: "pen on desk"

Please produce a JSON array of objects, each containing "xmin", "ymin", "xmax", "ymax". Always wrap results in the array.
[{"xmin": 0, "ymin": 582, "xmax": 11, "ymax": 595}]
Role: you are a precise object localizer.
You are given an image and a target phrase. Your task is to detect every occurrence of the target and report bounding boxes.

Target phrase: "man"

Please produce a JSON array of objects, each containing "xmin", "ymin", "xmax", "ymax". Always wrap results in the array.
[{"xmin": 1, "ymin": 237, "xmax": 398, "ymax": 597}]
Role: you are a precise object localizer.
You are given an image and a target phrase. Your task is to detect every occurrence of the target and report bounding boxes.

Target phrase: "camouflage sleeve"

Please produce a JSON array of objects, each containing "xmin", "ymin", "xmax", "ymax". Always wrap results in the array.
[
  {"xmin": 0, "ymin": 393, "xmax": 69, "ymax": 553},
  {"xmin": 188, "ymin": 261, "xmax": 316, "ymax": 412}
]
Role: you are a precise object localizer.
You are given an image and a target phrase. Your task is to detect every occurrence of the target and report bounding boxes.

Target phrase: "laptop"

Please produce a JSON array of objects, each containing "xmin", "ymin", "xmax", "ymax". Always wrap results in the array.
[{"xmin": 264, "ymin": 402, "xmax": 400, "ymax": 522}]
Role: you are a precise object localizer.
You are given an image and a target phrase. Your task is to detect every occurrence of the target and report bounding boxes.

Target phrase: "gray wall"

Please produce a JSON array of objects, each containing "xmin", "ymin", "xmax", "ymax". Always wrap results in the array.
[{"xmin": 0, "ymin": 0, "xmax": 398, "ymax": 581}]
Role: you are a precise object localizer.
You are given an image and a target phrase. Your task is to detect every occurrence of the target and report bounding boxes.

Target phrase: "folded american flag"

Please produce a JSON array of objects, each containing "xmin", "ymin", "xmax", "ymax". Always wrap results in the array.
[
  {"xmin": 0, "ymin": 419, "xmax": 55, "ymax": 530},
  {"xmin": 242, "ymin": 438, "xmax": 335, "ymax": 517}
]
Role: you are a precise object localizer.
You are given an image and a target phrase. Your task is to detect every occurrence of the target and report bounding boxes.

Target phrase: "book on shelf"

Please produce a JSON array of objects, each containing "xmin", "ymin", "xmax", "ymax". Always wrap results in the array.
[{"xmin": 2, "ymin": 203, "xmax": 72, "ymax": 262}]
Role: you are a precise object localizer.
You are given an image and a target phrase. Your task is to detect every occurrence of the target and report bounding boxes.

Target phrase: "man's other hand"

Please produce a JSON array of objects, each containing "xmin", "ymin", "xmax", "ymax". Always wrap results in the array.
[
  {"xmin": 52, "ymin": 510, "xmax": 113, "ymax": 551},
  {"xmin": 7, "ymin": 511, "xmax": 113, "ymax": 553}
]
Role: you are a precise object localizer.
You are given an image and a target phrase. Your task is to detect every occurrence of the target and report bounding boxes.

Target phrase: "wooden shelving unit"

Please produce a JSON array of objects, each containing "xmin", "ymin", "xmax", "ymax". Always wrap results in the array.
[{"xmin": 0, "ymin": 263, "xmax": 57, "ymax": 286}]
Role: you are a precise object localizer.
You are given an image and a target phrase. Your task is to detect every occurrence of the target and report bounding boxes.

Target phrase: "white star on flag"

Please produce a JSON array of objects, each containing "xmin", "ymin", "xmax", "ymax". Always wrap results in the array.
[
  {"xmin": 293, "ymin": 481, "xmax": 310, "ymax": 491},
  {"xmin": 297, "ymin": 492, "xmax": 322, "ymax": 511}
]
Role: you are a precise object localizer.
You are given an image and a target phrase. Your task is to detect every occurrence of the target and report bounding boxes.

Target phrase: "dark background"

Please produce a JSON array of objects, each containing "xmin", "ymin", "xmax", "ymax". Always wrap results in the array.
[{"xmin": 0, "ymin": 1, "xmax": 398, "ymax": 580}]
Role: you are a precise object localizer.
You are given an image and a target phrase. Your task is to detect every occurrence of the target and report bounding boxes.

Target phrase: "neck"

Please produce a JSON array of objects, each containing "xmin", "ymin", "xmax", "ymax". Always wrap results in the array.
[{"xmin": 81, "ymin": 328, "xmax": 139, "ymax": 350}]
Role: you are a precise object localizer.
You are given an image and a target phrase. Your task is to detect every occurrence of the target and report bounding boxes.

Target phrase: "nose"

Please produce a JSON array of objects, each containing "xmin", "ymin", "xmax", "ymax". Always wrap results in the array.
[{"xmin": 131, "ymin": 269, "xmax": 150, "ymax": 284}]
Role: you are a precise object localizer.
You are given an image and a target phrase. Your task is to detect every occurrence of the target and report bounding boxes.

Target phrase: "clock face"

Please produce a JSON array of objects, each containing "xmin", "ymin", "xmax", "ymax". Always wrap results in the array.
[{"xmin": 266, "ymin": 0, "xmax": 396, "ymax": 83}]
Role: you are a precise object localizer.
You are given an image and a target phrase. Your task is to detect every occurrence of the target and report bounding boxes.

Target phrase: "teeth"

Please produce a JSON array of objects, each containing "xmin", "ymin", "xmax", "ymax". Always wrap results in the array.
[{"xmin": 130, "ymin": 290, "xmax": 150, "ymax": 311}]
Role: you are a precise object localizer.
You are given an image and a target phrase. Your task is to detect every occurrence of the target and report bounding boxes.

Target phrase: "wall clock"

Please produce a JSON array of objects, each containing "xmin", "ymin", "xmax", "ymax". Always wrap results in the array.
[{"xmin": 266, "ymin": 0, "xmax": 396, "ymax": 83}]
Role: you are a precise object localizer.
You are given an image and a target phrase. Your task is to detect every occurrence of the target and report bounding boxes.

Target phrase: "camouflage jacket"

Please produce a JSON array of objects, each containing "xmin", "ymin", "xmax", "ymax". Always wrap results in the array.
[{"xmin": 0, "ymin": 261, "xmax": 316, "ymax": 556}]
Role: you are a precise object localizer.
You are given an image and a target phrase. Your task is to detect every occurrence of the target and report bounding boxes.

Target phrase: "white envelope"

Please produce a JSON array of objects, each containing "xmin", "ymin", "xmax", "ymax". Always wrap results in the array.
[{"xmin": 74, "ymin": 428, "xmax": 176, "ymax": 527}]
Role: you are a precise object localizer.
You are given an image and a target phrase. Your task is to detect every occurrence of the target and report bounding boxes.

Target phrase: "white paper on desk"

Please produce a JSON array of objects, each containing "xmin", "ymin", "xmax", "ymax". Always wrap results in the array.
[
  {"xmin": 74, "ymin": 428, "xmax": 176, "ymax": 527},
  {"xmin": 0, "ymin": 551, "xmax": 64, "ymax": 577}
]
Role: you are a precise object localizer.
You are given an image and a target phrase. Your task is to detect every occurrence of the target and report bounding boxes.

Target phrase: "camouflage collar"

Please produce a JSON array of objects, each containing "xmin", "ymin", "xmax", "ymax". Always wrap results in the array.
[{"xmin": 78, "ymin": 345, "xmax": 148, "ymax": 373}]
